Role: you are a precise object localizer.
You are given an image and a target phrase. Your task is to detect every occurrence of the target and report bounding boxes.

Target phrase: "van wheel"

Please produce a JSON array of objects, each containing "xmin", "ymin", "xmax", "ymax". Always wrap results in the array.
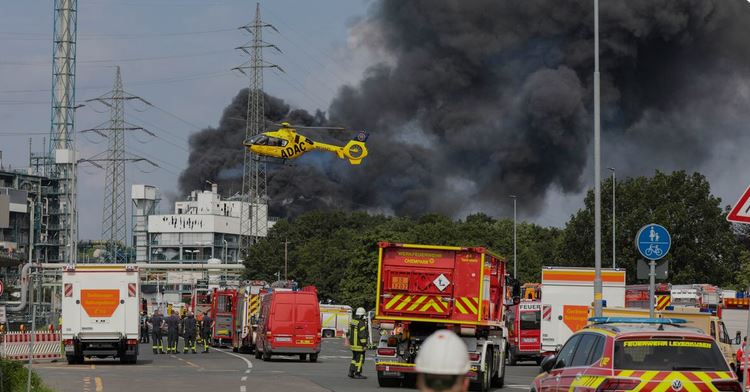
[
  {"xmin": 322, "ymin": 330, "xmax": 335, "ymax": 338},
  {"xmin": 309, "ymin": 353, "xmax": 318, "ymax": 363},
  {"xmin": 506, "ymin": 349, "xmax": 517, "ymax": 366},
  {"xmin": 299, "ymin": 354, "xmax": 307, "ymax": 361}
]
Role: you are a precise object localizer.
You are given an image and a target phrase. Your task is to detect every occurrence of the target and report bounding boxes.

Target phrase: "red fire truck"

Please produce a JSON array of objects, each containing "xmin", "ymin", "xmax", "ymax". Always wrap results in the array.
[
  {"xmin": 373, "ymin": 242, "xmax": 508, "ymax": 390},
  {"xmin": 210, "ymin": 287, "xmax": 239, "ymax": 346},
  {"xmin": 505, "ymin": 300, "xmax": 542, "ymax": 365}
]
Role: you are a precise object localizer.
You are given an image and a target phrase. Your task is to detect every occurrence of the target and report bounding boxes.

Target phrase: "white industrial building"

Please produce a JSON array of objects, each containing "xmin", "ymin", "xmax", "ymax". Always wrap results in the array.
[{"xmin": 132, "ymin": 183, "xmax": 273, "ymax": 264}]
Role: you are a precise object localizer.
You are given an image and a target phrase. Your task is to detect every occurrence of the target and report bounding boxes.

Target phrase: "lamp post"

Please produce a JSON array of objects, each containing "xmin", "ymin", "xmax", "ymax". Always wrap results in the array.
[
  {"xmin": 593, "ymin": 0, "xmax": 604, "ymax": 318},
  {"xmin": 283, "ymin": 239, "xmax": 291, "ymax": 281},
  {"xmin": 608, "ymin": 167, "xmax": 616, "ymax": 269},
  {"xmin": 509, "ymin": 195, "xmax": 517, "ymax": 280}
]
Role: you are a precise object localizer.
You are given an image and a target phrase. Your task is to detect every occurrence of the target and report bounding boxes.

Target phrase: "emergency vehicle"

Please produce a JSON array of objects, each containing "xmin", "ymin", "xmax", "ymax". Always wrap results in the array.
[
  {"xmin": 540, "ymin": 267, "xmax": 625, "ymax": 355},
  {"xmin": 254, "ymin": 286, "xmax": 321, "ymax": 362},
  {"xmin": 232, "ymin": 280, "xmax": 269, "ymax": 353},
  {"xmin": 531, "ymin": 317, "xmax": 740, "ymax": 392},
  {"xmin": 506, "ymin": 301, "xmax": 542, "ymax": 365},
  {"xmin": 320, "ymin": 304, "xmax": 352, "ymax": 338},
  {"xmin": 61, "ymin": 264, "xmax": 140, "ymax": 364},
  {"xmin": 373, "ymin": 242, "xmax": 508, "ymax": 391},
  {"xmin": 209, "ymin": 287, "xmax": 239, "ymax": 346},
  {"xmin": 600, "ymin": 306, "xmax": 737, "ymax": 372}
]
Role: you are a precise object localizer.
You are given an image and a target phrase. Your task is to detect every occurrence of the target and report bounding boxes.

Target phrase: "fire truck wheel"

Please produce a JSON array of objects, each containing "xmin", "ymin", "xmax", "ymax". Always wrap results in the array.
[
  {"xmin": 492, "ymin": 351, "xmax": 506, "ymax": 388},
  {"xmin": 309, "ymin": 353, "xmax": 318, "ymax": 363},
  {"xmin": 322, "ymin": 330, "xmax": 335, "ymax": 338},
  {"xmin": 299, "ymin": 354, "xmax": 307, "ymax": 361}
]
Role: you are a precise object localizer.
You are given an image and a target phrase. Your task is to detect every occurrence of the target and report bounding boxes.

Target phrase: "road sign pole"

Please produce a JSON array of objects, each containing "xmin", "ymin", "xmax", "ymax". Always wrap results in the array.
[
  {"xmin": 744, "ymin": 283, "xmax": 750, "ymax": 392},
  {"xmin": 649, "ymin": 260, "xmax": 656, "ymax": 318}
]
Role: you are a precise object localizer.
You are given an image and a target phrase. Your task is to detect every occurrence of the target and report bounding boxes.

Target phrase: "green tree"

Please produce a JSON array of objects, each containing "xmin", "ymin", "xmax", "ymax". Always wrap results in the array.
[{"xmin": 557, "ymin": 171, "xmax": 744, "ymax": 286}]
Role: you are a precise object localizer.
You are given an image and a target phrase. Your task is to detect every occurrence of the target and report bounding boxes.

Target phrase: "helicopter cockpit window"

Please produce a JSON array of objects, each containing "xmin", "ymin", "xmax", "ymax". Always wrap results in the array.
[
  {"xmin": 266, "ymin": 137, "xmax": 287, "ymax": 147},
  {"xmin": 249, "ymin": 135, "xmax": 269, "ymax": 145}
]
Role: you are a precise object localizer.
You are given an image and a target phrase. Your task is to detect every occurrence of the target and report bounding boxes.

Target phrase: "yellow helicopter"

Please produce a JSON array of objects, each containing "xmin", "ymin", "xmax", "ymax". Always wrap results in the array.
[{"xmin": 243, "ymin": 122, "xmax": 369, "ymax": 165}]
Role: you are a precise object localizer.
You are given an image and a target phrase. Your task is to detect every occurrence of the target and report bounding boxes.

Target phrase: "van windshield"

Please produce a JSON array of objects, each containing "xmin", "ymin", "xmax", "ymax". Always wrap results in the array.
[
  {"xmin": 614, "ymin": 338, "xmax": 729, "ymax": 371},
  {"xmin": 520, "ymin": 311, "xmax": 540, "ymax": 330}
]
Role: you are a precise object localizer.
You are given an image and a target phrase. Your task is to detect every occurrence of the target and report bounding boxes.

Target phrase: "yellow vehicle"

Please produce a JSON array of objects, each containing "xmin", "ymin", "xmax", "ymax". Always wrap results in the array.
[
  {"xmin": 598, "ymin": 307, "xmax": 737, "ymax": 371},
  {"xmin": 244, "ymin": 123, "xmax": 369, "ymax": 165}
]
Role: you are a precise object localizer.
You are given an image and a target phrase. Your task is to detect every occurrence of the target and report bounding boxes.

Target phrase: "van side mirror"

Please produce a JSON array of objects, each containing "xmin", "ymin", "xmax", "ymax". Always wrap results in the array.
[{"xmin": 540, "ymin": 355, "xmax": 556, "ymax": 374}]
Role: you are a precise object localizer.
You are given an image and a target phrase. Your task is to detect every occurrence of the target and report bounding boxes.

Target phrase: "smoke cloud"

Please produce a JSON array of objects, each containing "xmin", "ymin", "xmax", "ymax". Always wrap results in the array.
[{"xmin": 181, "ymin": 0, "xmax": 750, "ymax": 219}]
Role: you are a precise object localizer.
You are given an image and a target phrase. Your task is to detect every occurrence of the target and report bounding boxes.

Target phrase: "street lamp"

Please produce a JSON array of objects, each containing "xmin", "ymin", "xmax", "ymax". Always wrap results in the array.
[
  {"xmin": 593, "ymin": 0, "xmax": 604, "ymax": 318},
  {"xmin": 608, "ymin": 167, "xmax": 616, "ymax": 269},
  {"xmin": 509, "ymin": 195, "xmax": 517, "ymax": 280}
]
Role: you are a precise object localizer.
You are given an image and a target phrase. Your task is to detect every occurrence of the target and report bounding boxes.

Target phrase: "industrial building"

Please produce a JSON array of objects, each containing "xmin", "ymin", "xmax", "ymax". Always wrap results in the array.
[{"xmin": 133, "ymin": 183, "xmax": 273, "ymax": 264}]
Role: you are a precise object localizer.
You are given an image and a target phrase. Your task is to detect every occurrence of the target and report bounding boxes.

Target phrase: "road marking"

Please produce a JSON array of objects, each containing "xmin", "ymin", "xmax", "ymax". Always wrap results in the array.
[
  {"xmin": 184, "ymin": 360, "xmax": 200, "ymax": 368},
  {"xmin": 91, "ymin": 364, "xmax": 96, "ymax": 369},
  {"xmin": 241, "ymin": 376, "xmax": 247, "ymax": 381},
  {"xmin": 95, "ymin": 377, "xmax": 103, "ymax": 392},
  {"xmin": 507, "ymin": 385, "xmax": 530, "ymax": 390},
  {"xmin": 212, "ymin": 348, "xmax": 253, "ymax": 392}
]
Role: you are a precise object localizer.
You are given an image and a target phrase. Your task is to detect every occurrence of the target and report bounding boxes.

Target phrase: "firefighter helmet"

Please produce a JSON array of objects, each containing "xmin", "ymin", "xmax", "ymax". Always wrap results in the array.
[
  {"xmin": 415, "ymin": 330, "xmax": 470, "ymax": 375},
  {"xmin": 355, "ymin": 307, "xmax": 366, "ymax": 317}
]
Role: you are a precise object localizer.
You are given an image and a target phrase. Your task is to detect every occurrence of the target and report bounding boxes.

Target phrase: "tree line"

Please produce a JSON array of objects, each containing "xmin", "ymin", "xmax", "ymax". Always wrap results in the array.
[{"xmin": 243, "ymin": 171, "xmax": 750, "ymax": 309}]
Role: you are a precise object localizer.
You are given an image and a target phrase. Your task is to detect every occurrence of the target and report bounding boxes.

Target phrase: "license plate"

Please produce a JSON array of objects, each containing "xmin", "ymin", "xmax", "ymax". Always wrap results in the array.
[
  {"xmin": 522, "ymin": 338, "xmax": 537, "ymax": 343},
  {"xmin": 275, "ymin": 337, "xmax": 291, "ymax": 342},
  {"xmin": 383, "ymin": 371, "xmax": 401, "ymax": 377},
  {"xmin": 296, "ymin": 340, "xmax": 313, "ymax": 345}
]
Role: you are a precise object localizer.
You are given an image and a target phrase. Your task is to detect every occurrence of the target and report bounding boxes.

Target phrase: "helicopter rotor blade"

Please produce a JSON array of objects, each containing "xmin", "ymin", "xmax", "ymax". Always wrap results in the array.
[{"xmin": 273, "ymin": 123, "xmax": 347, "ymax": 131}]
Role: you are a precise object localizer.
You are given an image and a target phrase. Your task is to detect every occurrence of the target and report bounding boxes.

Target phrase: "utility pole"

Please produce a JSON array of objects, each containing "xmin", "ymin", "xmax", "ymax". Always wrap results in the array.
[
  {"xmin": 49, "ymin": 0, "xmax": 78, "ymax": 264},
  {"xmin": 609, "ymin": 167, "xmax": 616, "ymax": 269},
  {"xmin": 81, "ymin": 67, "xmax": 157, "ymax": 262},
  {"xmin": 510, "ymin": 195, "xmax": 517, "ymax": 279},
  {"xmin": 283, "ymin": 238, "xmax": 290, "ymax": 281},
  {"xmin": 235, "ymin": 3, "xmax": 282, "ymax": 261},
  {"xmin": 593, "ymin": 0, "xmax": 603, "ymax": 317}
]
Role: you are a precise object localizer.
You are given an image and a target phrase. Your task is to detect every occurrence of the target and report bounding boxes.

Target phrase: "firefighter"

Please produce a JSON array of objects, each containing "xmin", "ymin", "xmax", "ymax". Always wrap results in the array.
[
  {"xmin": 201, "ymin": 311, "xmax": 214, "ymax": 353},
  {"xmin": 348, "ymin": 307, "xmax": 369, "ymax": 379},
  {"xmin": 149, "ymin": 309, "xmax": 165, "ymax": 354},
  {"xmin": 166, "ymin": 311, "xmax": 181, "ymax": 354},
  {"xmin": 182, "ymin": 311, "xmax": 198, "ymax": 354},
  {"xmin": 414, "ymin": 330, "xmax": 470, "ymax": 392},
  {"xmin": 195, "ymin": 311, "xmax": 204, "ymax": 347},
  {"xmin": 140, "ymin": 312, "xmax": 150, "ymax": 343}
]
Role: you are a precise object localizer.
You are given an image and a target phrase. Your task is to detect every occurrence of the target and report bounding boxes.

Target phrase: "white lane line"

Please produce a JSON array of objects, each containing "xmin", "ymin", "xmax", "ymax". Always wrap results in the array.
[
  {"xmin": 211, "ymin": 348, "xmax": 253, "ymax": 392},
  {"xmin": 507, "ymin": 385, "xmax": 530, "ymax": 390}
]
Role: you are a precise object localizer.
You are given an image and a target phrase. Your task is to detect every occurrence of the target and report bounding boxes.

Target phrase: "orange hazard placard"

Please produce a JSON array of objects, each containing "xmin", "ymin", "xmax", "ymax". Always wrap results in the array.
[
  {"xmin": 563, "ymin": 305, "xmax": 589, "ymax": 333},
  {"xmin": 81, "ymin": 289, "xmax": 120, "ymax": 318}
]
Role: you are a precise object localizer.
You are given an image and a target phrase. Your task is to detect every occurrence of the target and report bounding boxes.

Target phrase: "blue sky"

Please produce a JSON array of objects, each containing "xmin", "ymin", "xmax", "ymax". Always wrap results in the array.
[{"xmin": 0, "ymin": 0, "xmax": 372, "ymax": 239}]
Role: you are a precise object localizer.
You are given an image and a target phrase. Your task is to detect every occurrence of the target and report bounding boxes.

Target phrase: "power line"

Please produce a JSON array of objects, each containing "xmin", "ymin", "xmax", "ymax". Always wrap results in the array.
[
  {"xmin": 0, "ymin": 70, "xmax": 233, "ymax": 94},
  {"xmin": 0, "ymin": 27, "xmax": 236, "ymax": 41},
  {"xmin": 0, "ymin": 49, "xmax": 233, "ymax": 67}
]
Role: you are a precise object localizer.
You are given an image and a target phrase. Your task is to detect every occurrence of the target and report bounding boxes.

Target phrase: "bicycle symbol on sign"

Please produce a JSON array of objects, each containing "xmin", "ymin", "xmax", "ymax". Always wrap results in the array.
[{"xmin": 644, "ymin": 244, "xmax": 663, "ymax": 257}]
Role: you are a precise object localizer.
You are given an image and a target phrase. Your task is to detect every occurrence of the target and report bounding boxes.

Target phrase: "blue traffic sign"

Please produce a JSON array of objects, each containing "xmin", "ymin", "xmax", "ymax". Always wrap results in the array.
[{"xmin": 636, "ymin": 224, "xmax": 671, "ymax": 261}]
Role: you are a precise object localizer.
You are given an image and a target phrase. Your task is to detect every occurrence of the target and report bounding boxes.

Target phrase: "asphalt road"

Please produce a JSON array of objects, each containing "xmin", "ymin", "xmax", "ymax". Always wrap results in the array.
[{"xmin": 34, "ymin": 339, "xmax": 539, "ymax": 392}]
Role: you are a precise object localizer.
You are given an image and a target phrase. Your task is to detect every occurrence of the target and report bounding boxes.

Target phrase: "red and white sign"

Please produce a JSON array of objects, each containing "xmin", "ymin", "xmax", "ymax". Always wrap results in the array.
[
  {"xmin": 542, "ymin": 305, "xmax": 552, "ymax": 321},
  {"xmin": 727, "ymin": 185, "xmax": 750, "ymax": 224}
]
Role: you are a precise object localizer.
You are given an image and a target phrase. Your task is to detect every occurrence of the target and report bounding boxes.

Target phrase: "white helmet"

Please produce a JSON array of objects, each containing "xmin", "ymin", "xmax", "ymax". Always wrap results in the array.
[
  {"xmin": 355, "ymin": 307, "xmax": 366, "ymax": 317},
  {"xmin": 415, "ymin": 330, "xmax": 470, "ymax": 375}
]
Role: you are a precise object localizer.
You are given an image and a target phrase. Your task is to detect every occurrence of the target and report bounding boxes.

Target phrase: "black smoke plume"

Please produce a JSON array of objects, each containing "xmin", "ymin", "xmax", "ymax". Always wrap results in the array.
[{"xmin": 181, "ymin": 0, "xmax": 750, "ymax": 218}]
